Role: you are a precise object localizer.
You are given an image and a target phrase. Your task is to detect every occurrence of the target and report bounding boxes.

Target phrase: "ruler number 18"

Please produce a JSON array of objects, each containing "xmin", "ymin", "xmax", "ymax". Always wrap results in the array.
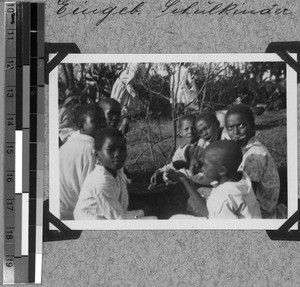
[{"xmin": 6, "ymin": 229, "xmax": 14, "ymax": 240}]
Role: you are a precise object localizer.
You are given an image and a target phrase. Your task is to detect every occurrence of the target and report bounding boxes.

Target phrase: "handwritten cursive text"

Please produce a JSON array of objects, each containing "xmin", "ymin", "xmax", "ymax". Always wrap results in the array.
[{"xmin": 57, "ymin": 0, "xmax": 145, "ymax": 26}]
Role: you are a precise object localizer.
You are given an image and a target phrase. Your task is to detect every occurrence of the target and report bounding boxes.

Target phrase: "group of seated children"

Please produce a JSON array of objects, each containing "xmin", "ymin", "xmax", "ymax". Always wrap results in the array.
[
  {"xmin": 151, "ymin": 104, "xmax": 281, "ymax": 219},
  {"xmin": 60, "ymin": 97, "xmax": 282, "ymax": 220},
  {"xmin": 59, "ymin": 98, "xmax": 144, "ymax": 220}
]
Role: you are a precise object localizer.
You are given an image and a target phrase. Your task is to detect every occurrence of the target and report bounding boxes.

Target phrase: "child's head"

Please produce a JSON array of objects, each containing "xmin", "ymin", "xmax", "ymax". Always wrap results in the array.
[
  {"xmin": 99, "ymin": 98, "xmax": 121, "ymax": 128},
  {"xmin": 202, "ymin": 140, "xmax": 243, "ymax": 183},
  {"xmin": 94, "ymin": 127, "xmax": 127, "ymax": 171},
  {"xmin": 225, "ymin": 104, "xmax": 255, "ymax": 147},
  {"xmin": 178, "ymin": 114, "xmax": 197, "ymax": 144},
  {"xmin": 195, "ymin": 112, "xmax": 220, "ymax": 143},
  {"xmin": 73, "ymin": 104, "xmax": 107, "ymax": 138}
]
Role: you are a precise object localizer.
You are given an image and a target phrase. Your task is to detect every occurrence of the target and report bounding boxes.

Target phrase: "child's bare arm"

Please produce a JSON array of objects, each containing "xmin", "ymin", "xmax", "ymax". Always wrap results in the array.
[{"xmin": 166, "ymin": 170, "xmax": 209, "ymax": 217}]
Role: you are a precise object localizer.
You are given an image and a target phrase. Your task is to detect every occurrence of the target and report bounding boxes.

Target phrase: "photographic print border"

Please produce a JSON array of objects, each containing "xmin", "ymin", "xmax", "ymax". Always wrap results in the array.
[{"xmin": 49, "ymin": 53, "xmax": 298, "ymax": 230}]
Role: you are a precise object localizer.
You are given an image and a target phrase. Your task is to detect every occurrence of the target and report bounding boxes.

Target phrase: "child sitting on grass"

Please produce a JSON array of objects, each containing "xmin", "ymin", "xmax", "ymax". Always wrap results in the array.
[
  {"xmin": 60, "ymin": 104, "xmax": 107, "ymax": 220},
  {"xmin": 186, "ymin": 112, "xmax": 222, "ymax": 214},
  {"xmin": 189, "ymin": 112, "xmax": 221, "ymax": 175},
  {"xmin": 225, "ymin": 104, "xmax": 281, "ymax": 218},
  {"xmin": 99, "ymin": 98, "xmax": 134, "ymax": 182},
  {"xmin": 196, "ymin": 112, "xmax": 222, "ymax": 148},
  {"xmin": 149, "ymin": 114, "xmax": 198, "ymax": 187},
  {"xmin": 74, "ymin": 127, "xmax": 145, "ymax": 220},
  {"xmin": 166, "ymin": 140, "xmax": 262, "ymax": 219}
]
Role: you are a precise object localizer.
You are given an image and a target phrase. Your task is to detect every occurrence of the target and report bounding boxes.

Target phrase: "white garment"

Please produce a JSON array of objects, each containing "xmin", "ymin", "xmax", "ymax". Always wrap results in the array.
[
  {"xmin": 111, "ymin": 63, "xmax": 141, "ymax": 117},
  {"xmin": 159, "ymin": 143, "xmax": 193, "ymax": 184},
  {"xmin": 170, "ymin": 65, "xmax": 197, "ymax": 104},
  {"xmin": 206, "ymin": 173, "xmax": 262, "ymax": 219},
  {"xmin": 58, "ymin": 106, "xmax": 77, "ymax": 143},
  {"xmin": 74, "ymin": 165, "xmax": 142, "ymax": 220},
  {"xmin": 239, "ymin": 135, "xmax": 280, "ymax": 218},
  {"xmin": 60, "ymin": 131, "xmax": 96, "ymax": 220},
  {"xmin": 159, "ymin": 144, "xmax": 191, "ymax": 173},
  {"xmin": 197, "ymin": 138, "xmax": 210, "ymax": 148}
]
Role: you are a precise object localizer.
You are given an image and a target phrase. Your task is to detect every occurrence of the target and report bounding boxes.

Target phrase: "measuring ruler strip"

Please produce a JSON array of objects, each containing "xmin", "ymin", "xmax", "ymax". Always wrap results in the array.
[
  {"xmin": 35, "ymin": 3, "xmax": 44, "ymax": 282},
  {"xmin": 29, "ymin": 2, "xmax": 37, "ymax": 283},
  {"xmin": 3, "ymin": 1, "xmax": 16, "ymax": 284},
  {"xmin": 28, "ymin": 2, "xmax": 44, "ymax": 283},
  {"xmin": 13, "ymin": 2, "xmax": 27, "ymax": 283},
  {"xmin": 13, "ymin": 3, "xmax": 23, "ymax": 283}
]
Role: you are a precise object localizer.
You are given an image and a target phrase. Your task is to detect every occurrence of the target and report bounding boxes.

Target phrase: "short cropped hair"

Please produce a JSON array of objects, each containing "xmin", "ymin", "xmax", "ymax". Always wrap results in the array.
[
  {"xmin": 204, "ymin": 140, "xmax": 243, "ymax": 177},
  {"xmin": 73, "ymin": 104, "xmax": 104, "ymax": 129},
  {"xmin": 94, "ymin": 127, "xmax": 125, "ymax": 152},
  {"xmin": 225, "ymin": 104, "xmax": 255, "ymax": 129},
  {"xmin": 99, "ymin": 98, "xmax": 121, "ymax": 112},
  {"xmin": 178, "ymin": 114, "xmax": 195, "ymax": 129},
  {"xmin": 196, "ymin": 112, "xmax": 220, "ymax": 128}
]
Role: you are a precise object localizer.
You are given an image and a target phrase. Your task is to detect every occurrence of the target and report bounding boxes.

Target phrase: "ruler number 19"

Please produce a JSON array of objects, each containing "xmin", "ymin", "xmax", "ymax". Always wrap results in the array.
[{"xmin": 5, "ymin": 257, "xmax": 14, "ymax": 268}]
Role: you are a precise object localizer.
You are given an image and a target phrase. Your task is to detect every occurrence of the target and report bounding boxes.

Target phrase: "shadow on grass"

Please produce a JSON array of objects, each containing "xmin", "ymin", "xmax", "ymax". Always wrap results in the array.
[{"xmin": 256, "ymin": 119, "xmax": 286, "ymax": 131}]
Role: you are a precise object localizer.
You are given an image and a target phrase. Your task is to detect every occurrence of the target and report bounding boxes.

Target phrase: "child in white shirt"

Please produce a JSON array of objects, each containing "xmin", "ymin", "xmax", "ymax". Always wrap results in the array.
[
  {"xmin": 74, "ymin": 127, "xmax": 144, "ymax": 220},
  {"xmin": 166, "ymin": 140, "xmax": 261, "ymax": 219},
  {"xmin": 60, "ymin": 104, "xmax": 107, "ymax": 220}
]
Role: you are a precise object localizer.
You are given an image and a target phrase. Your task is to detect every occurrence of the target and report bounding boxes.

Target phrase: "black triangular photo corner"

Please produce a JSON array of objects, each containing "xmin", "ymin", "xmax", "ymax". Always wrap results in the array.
[
  {"xmin": 42, "ymin": 41, "xmax": 300, "ymax": 241},
  {"xmin": 43, "ymin": 199, "xmax": 82, "ymax": 242},
  {"xmin": 266, "ymin": 41, "xmax": 300, "ymax": 82},
  {"xmin": 266, "ymin": 200, "xmax": 300, "ymax": 241},
  {"xmin": 44, "ymin": 42, "xmax": 81, "ymax": 85}
]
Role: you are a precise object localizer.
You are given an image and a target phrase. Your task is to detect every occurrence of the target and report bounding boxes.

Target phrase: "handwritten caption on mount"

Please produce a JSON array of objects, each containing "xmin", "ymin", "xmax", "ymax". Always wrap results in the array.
[{"xmin": 56, "ymin": 0, "xmax": 292, "ymax": 26}]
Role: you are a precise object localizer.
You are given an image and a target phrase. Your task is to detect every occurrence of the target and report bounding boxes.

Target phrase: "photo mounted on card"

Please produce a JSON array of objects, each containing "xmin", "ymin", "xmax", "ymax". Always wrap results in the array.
[{"xmin": 49, "ymin": 53, "xmax": 297, "ymax": 230}]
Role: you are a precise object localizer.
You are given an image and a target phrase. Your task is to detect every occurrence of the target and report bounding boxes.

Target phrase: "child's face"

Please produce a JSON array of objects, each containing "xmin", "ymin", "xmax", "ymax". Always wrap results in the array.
[
  {"xmin": 104, "ymin": 104, "xmax": 121, "ymax": 128},
  {"xmin": 226, "ymin": 114, "xmax": 252, "ymax": 147},
  {"xmin": 82, "ymin": 110, "xmax": 106, "ymax": 138},
  {"xmin": 202, "ymin": 154, "xmax": 221, "ymax": 183},
  {"xmin": 98, "ymin": 136, "xmax": 127, "ymax": 171},
  {"xmin": 196, "ymin": 119, "xmax": 219, "ymax": 142},
  {"xmin": 180, "ymin": 119, "xmax": 197, "ymax": 143}
]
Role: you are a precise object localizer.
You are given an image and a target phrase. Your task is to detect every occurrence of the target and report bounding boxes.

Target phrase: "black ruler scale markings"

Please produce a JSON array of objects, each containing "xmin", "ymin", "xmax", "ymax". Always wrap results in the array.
[
  {"xmin": 35, "ymin": 3, "xmax": 45, "ymax": 282},
  {"xmin": 29, "ymin": 2, "xmax": 37, "ymax": 283}
]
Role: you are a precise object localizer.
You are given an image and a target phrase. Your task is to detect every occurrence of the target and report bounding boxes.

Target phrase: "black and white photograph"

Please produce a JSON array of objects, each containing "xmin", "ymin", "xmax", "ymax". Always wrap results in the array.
[{"xmin": 49, "ymin": 54, "xmax": 298, "ymax": 230}]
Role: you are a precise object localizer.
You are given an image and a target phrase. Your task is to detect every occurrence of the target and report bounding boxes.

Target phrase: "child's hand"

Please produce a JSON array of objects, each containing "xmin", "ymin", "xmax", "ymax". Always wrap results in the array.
[
  {"xmin": 150, "ymin": 170, "xmax": 161, "ymax": 186},
  {"xmin": 189, "ymin": 159, "xmax": 201, "ymax": 175},
  {"xmin": 165, "ymin": 170, "xmax": 184, "ymax": 183}
]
